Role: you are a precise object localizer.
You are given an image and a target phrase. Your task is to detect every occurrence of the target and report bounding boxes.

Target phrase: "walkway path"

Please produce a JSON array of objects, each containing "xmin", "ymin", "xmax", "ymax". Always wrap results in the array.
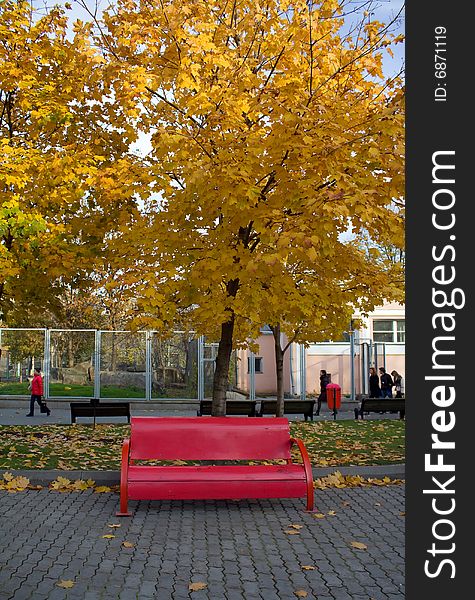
[{"xmin": 0, "ymin": 485, "xmax": 405, "ymax": 600}]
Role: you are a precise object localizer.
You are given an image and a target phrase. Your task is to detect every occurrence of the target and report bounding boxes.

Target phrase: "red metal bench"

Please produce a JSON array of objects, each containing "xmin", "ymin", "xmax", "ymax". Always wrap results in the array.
[{"xmin": 117, "ymin": 416, "xmax": 314, "ymax": 516}]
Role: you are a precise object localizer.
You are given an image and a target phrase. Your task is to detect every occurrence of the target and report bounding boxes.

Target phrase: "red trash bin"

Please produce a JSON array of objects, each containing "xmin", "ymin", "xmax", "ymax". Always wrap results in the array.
[{"xmin": 326, "ymin": 383, "xmax": 341, "ymax": 413}]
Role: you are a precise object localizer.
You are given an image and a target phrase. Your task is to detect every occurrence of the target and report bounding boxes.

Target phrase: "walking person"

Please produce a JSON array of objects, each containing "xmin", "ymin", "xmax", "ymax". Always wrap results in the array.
[
  {"xmin": 379, "ymin": 367, "xmax": 393, "ymax": 398},
  {"xmin": 369, "ymin": 367, "xmax": 381, "ymax": 398},
  {"xmin": 315, "ymin": 369, "xmax": 330, "ymax": 416},
  {"xmin": 391, "ymin": 370, "xmax": 405, "ymax": 398},
  {"xmin": 26, "ymin": 367, "xmax": 50, "ymax": 417}
]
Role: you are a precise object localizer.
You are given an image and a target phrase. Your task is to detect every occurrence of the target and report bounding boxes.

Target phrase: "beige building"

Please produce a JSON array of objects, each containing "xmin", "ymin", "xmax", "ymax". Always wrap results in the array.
[{"xmin": 236, "ymin": 302, "xmax": 405, "ymax": 397}]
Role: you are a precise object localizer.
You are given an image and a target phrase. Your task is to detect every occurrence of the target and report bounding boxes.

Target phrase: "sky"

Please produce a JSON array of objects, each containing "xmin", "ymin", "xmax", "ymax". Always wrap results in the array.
[
  {"xmin": 33, "ymin": 0, "xmax": 403, "ymax": 162},
  {"xmin": 56, "ymin": 0, "xmax": 405, "ymax": 78}
]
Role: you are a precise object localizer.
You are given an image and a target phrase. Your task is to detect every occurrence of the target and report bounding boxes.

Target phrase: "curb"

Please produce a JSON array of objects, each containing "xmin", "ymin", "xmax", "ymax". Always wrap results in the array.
[{"xmin": 1, "ymin": 464, "xmax": 405, "ymax": 486}]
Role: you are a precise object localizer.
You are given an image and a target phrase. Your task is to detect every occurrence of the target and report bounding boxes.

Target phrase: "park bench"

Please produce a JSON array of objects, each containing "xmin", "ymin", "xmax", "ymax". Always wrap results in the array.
[
  {"xmin": 70, "ymin": 398, "xmax": 131, "ymax": 425},
  {"xmin": 116, "ymin": 416, "xmax": 314, "ymax": 516},
  {"xmin": 258, "ymin": 399, "xmax": 316, "ymax": 421},
  {"xmin": 354, "ymin": 397, "xmax": 405, "ymax": 420},
  {"xmin": 197, "ymin": 399, "xmax": 257, "ymax": 417}
]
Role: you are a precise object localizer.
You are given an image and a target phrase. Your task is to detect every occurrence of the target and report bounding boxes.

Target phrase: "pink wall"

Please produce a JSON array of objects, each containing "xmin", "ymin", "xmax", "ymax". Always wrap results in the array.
[
  {"xmin": 238, "ymin": 342, "xmax": 405, "ymax": 396},
  {"xmin": 237, "ymin": 336, "xmax": 290, "ymax": 394}
]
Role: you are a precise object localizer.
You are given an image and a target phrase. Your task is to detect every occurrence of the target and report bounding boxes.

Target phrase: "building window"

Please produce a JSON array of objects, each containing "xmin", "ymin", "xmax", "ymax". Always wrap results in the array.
[
  {"xmin": 373, "ymin": 319, "xmax": 405, "ymax": 343},
  {"xmin": 247, "ymin": 357, "xmax": 263, "ymax": 373}
]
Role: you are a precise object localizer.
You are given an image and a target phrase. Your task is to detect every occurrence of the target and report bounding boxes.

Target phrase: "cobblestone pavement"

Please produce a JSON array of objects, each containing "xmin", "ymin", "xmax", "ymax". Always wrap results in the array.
[{"xmin": 0, "ymin": 485, "xmax": 405, "ymax": 600}]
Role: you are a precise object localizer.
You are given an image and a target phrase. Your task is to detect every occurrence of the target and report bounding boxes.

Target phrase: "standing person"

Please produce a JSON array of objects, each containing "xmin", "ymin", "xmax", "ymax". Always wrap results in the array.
[
  {"xmin": 379, "ymin": 367, "xmax": 393, "ymax": 398},
  {"xmin": 315, "ymin": 369, "xmax": 330, "ymax": 416},
  {"xmin": 391, "ymin": 370, "xmax": 404, "ymax": 398},
  {"xmin": 369, "ymin": 367, "xmax": 381, "ymax": 398},
  {"xmin": 26, "ymin": 367, "xmax": 50, "ymax": 417}
]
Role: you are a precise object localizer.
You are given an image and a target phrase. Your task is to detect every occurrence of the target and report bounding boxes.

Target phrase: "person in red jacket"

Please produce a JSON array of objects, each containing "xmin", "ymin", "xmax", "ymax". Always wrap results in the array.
[{"xmin": 26, "ymin": 367, "xmax": 50, "ymax": 416}]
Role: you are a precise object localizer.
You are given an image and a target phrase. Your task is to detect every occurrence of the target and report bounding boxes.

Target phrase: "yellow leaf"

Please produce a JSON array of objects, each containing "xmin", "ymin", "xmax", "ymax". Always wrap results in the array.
[
  {"xmin": 122, "ymin": 541, "xmax": 134, "ymax": 548},
  {"xmin": 284, "ymin": 530, "xmax": 300, "ymax": 535},
  {"xmin": 290, "ymin": 524, "xmax": 303, "ymax": 529},
  {"xmin": 313, "ymin": 513, "xmax": 326, "ymax": 519},
  {"xmin": 108, "ymin": 524, "xmax": 122, "ymax": 528},
  {"xmin": 94, "ymin": 486, "xmax": 112, "ymax": 493},
  {"xmin": 294, "ymin": 591, "xmax": 308, "ymax": 598},
  {"xmin": 301, "ymin": 565, "xmax": 316, "ymax": 571},
  {"xmin": 102, "ymin": 534, "xmax": 115, "ymax": 539},
  {"xmin": 57, "ymin": 580, "xmax": 75, "ymax": 588},
  {"xmin": 350, "ymin": 541, "xmax": 368, "ymax": 550},
  {"xmin": 189, "ymin": 582, "xmax": 207, "ymax": 592}
]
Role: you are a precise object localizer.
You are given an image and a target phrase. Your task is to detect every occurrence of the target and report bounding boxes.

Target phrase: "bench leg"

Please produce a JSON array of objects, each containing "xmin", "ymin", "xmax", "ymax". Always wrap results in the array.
[
  {"xmin": 116, "ymin": 481, "xmax": 132, "ymax": 517},
  {"xmin": 305, "ymin": 480, "xmax": 314, "ymax": 512}
]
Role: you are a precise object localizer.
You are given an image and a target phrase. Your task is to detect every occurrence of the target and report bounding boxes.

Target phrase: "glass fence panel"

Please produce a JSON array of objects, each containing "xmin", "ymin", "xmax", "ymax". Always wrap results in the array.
[
  {"xmin": 0, "ymin": 329, "xmax": 45, "ymax": 395},
  {"xmin": 100, "ymin": 332, "xmax": 146, "ymax": 399},
  {"xmin": 203, "ymin": 342, "xmax": 218, "ymax": 399},
  {"xmin": 49, "ymin": 330, "xmax": 95, "ymax": 397},
  {"xmin": 151, "ymin": 333, "xmax": 198, "ymax": 400}
]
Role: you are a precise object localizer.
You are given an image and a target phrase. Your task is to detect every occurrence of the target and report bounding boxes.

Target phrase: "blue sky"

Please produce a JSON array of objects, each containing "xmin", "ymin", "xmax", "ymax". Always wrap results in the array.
[{"xmin": 55, "ymin": 0, "xmax": 404, "ymax": 78}]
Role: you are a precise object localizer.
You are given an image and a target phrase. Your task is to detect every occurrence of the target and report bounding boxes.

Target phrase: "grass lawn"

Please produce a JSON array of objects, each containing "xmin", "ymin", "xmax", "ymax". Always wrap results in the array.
[
  {"xmin": 0, "ymin": 420, "xmax": 405, "ymax": 471},
  {"xmin": 0, "ymin": 382, "xmax": 195, "ymax": 398}
]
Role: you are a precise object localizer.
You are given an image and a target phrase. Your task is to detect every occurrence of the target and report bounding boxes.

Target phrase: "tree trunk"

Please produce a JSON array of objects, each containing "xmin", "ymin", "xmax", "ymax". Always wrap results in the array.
[
  {"xmin": 212, "ymin": 316, "xmax": 235, "ymax": 416},
  {"xmin": 272, "ymin": 324, "xmax": 285, "ymax": 417},
  {"xmin": 67, "ymin": 336, "xmax": 74, "ymax": 368}
]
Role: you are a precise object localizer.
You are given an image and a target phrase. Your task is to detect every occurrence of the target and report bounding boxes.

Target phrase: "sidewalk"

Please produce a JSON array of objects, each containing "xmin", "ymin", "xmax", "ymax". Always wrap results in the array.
[
  {"xmin": 0, "ymin": 397, "xmax": 397, "ymax": 427},
  {"xmin": 0, "ymin": 484, "xmax": 405, "ymax": 600}
]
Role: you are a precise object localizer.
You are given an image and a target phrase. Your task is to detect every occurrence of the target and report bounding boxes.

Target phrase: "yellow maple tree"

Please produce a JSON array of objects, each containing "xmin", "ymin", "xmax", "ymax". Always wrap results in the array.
[
  {"xmin": 0, "ymin": 0, "xmax": 149, "ymax": 322},
  {"xmin": 89, "ymin": 0, "xmax": 405, "ymax": 415}
]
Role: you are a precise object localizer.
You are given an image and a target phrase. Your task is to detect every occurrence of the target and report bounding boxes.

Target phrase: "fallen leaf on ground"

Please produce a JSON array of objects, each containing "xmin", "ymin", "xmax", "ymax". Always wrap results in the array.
[
  {"xmin": 313, "ymin": 513, "xmax": 326, "ymax": 519},
  {"xmin": 94, "ymin": 486, "xmax": 112, "ymax": 493},
  {"xmin": 108, "ymin": 524, "xmax": 122, "ymax": 528},
  {"xmin": 56, "ymin": 580, "xmax": 75, "ymax": 588},
  {"xmin": 122, "ymin": 541, "xmax": 134, "ymax": 548},
  {"xmin": 189, "ymin": 582, "xmax": 207, "ymax": 592},
  {"xmin": 102, "ymin": 534, "xmax": 115, "ymax": 539},
  {"xmin": 327, "ymin": 510, "xmax": 336, "ymax": 516},
  {"xmin": 289, "ymin": 524, "xmax": 303, "ymax": 529},
  {"xmin": 284, "ymin": 529, "xmax": 300, "ymax": 535},
  {"xmin": 294, "ymin": 591, "xmax": 308, "ymax": 598},
  {"xmin": 350, "ymin": 541, "xmax": 368, "ymax": 550},
  {"xmin": 301, "ymin": 565, "xmax": 316, "ymax": 571}
]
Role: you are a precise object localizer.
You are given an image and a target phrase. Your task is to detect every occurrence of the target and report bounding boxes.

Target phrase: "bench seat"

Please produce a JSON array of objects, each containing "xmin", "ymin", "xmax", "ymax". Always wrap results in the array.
[
  {"xmin": 258, "ymin": 399, "xmax": 315, "ymax": 421},
  {"xmin": 127, "ymin": 464, "xmax": 307, "ymax": 500},
  {"xmin": 117, "ymin": 417, "xmax": 314, "ymax": 515},
  {"xmin": 355, "ymin": 397, "xmax": 405, "ymax": 419},
  {"xmin": 70, "ymin": 400, "xmax": 130, "ymax": 424}
]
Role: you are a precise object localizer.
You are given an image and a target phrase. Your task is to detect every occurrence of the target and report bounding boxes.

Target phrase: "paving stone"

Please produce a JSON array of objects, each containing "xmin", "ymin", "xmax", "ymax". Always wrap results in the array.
[{"xmin": 0, "ymin": 485, "xmax": 405, "ymax": 599}]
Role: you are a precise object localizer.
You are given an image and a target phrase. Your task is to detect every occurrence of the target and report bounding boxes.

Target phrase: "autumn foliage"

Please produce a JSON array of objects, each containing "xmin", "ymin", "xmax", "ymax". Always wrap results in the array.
[{"xmin": 1, "ymin": 0, "xmax": 404, "ymax": 414}]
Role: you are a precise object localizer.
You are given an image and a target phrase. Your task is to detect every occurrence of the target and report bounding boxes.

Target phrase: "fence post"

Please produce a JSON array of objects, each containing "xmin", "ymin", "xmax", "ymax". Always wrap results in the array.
[
  {"xmin": 197, "ymin": 335, "xmax": 204, "ymax": 401},
  {"xmin": 94, "ymin": 330, "xmax": 101, "ymax": 399},
  {"xmin": 300, "ymin": 344, "xmax": 306, "ymax": 401},
  {"xmin": 249, "ymin": 351, "xmax": 256, "ymax": 402},
  {"xmin": 145, "ymin": 331, "xmax": 152, "ymax": 401},
  {"xmin": 43, "ymin": 329, "xmax": 50, "ymax": 400},
  {"xmin": 350, "ymin": 324, "xmax": 355, "ymax": 401}
]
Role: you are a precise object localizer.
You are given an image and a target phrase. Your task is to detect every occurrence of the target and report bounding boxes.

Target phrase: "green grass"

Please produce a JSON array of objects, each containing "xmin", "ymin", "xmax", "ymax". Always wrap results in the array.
[
  {"xmin": 0, "ymin": 381, "xmax": 196, "ymax": 398},
  {"xmin": 0, "ymin": 419, "xmax": 405, "ymax": 471}
]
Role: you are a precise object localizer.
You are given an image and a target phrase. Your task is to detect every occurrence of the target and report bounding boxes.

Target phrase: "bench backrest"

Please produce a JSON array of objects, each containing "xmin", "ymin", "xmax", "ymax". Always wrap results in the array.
[{"xmin": 129, "ymin": 417, "xmax": 292, "ymax": 461}]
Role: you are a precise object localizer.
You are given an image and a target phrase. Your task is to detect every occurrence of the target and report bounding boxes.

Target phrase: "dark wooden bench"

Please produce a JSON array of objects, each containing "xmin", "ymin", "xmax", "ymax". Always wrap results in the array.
[
  {"xmin": 70, "ymin": 399, "xmax": 131, "ymax": 425},
  {"xmin": 354, "ymin": 397, "xmax": 405, "ymax": 420},
  {"xmin": 258, "ymin": 399, "xmax": 316, "ymax": 421},
  {"xmin": 197, "ymin": 399, "xmax": 257, "ymax": 416},
  {"xmin": 116, "ymin": 416, "xmax": 314, "ymax": 516}
]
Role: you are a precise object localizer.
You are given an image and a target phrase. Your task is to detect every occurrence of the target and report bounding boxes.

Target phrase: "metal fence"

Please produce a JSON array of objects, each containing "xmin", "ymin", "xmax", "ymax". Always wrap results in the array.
[
  {"xmin": 0, "ymin": 328, "xmax": 206, "ymax": 401},
  {"xmin": 0, "ymin": 328, "xmax": 388, "ymax": 401}
]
